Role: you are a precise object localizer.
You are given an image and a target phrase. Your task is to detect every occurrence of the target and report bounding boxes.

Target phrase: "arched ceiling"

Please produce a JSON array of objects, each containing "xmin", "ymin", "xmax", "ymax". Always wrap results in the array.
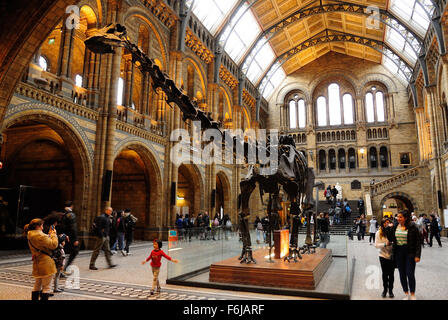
[{"xmin": 188, "ymin": 0, "xmax": 436, "ymax": 98}]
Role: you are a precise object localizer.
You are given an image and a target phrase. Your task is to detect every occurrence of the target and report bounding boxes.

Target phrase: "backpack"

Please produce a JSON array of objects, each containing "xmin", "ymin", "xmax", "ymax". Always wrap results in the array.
[
  {"xmin": 183, "ymin": 218, "xmax": 190, "ymax": 228},
  {"xmin": 91, "ymin": 215, "xmax": 102, "ymax": 237}
]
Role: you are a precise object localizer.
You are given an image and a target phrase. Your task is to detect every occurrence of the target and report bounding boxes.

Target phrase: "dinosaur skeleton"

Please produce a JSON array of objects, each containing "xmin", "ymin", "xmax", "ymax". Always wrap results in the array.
[{"xmin": 85, "ymin": 24, "xmax": 317, "ymax": 265}]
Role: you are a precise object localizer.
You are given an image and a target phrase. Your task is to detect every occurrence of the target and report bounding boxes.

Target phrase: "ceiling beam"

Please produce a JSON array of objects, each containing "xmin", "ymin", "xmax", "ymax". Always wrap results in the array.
[
  {"xmin": 256, "ymin": 29, "xmax": 414, "ymax": 95},
  {"xmin": 239, "ymin": 0, "xmax": 425, "ymax": 74}
]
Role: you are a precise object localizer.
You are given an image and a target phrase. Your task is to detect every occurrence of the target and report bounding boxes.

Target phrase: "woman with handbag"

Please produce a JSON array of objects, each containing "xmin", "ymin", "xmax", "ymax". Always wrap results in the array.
[
  {"xmin": 374, "ymin": 218, "xmax": 395, "ymax": 298},
  {"xmin": 24, "ymin": 218, "xmax": 59, "ymax": 300}
]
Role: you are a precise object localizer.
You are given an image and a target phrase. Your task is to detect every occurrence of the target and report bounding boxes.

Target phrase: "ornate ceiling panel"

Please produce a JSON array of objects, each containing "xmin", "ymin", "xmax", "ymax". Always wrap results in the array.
[{"xmin": 252, "ymin": 0, "xmax": 388, "ymax": 75}]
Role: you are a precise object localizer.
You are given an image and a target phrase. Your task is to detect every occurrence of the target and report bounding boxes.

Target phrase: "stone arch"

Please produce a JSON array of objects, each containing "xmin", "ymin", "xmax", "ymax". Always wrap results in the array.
[
  {"xmin": 124, "ymin": 8, "xmax": 168, "ymax": 68},
  {"xmin": 309, "ymin": 70, "xmax": 359, "ymax": 99},
  {"xmin": 358, "ymin": 73, "xmax": 399, "ymax": 95},
  {"xmin": 2, "ymin": 103, "xmax": 94, "ymax": 160},
  {"xmin": 112, "ymin": 140, "xmax": 164, "ymax": 238},
  {"xmin": 182, "ymin": 55, "xmax": 207, "ymax": 97},
  {"xmin": 275, "ymin": 82, "xmax": 311, "ymax": 105},
  {"xmin": 177, "ymin": 163, "xmax": 205, "ymax": 220},
  {"xmin": 216, "ymin": 171, "xmax": 232, "ymax": 216},
  {"xmin": 379, "ymin": 192, "xmax": 418, "ymax": 217},
  {"xmin": 0, "ymin": 107, "xmax": 93, "ymax": 233}
]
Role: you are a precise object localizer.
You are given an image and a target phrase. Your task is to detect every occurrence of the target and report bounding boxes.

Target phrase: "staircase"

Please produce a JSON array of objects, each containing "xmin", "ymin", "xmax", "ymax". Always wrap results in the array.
[
  {"xmin": 370, "ymin": 166, "xmax": 423, "ymax": 196},
  {"xmin": 298, "ymin": 200, "xmax": 361, "ymax": 235}
]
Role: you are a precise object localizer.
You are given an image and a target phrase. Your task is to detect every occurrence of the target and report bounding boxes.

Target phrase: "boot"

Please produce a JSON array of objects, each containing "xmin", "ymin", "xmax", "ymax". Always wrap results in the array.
[
  {"xmin": 31, "ymin": 291, "xmax": 40, "ymax": 301},
  {"xmin": 382, "ymin": 284, "xmax": 388, "ymax": 298},
  {"xmin": 40, "ymin": 293, "xmax": 50, "ymax": 301},
  {"xmin": 388, "ymin": 287, "xmax": 394, "ymax": 298}
]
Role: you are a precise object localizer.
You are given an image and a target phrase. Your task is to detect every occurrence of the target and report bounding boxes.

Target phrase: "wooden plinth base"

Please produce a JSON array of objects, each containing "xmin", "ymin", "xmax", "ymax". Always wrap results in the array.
[{"xmin": 209, "ymin": 248, "xmax": 332, "ymax": 290}]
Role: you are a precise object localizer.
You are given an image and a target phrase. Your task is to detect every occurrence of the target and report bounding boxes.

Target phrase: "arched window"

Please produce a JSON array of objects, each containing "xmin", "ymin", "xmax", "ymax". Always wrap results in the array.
[
  {"xmin": 329, "ymin": 149, "xmax": 336, "ymax": 170},
  {"xmin": 369, "ymin": 147, "xmax": 378, "ymax": 168},
  {"xmin": 380, "ymin": 147, "xmax": 389, "ymax": 168},
  {"xmin": 365, "ymin": 86, "xmax": 386, "ymax": 123},
  {"xmin": 289, "ymin": 100, "xmax": 297, "ymax": 129},
  {"xmin": 298, "ymin": 99, "xmax": 306, "ymax": 129},
  {"xmin": 38, "ymin": 56, "xmax": 48, "ymax": 71},
  {"xmin": 348, "ymin": 148, "xmax": 356, "ymax": 169},
  {"xmin": 343, "ymin": 94, "xmax": 354, "ymax": 124},
  {"xmin": 317, "ymin": 96, "xmax": 327, "ymax": 127},
  {"xmin": 288, "ymin": 96, "xmax": 306, "ymax": 129},
  {"xmin": 319, "ymin": 150, "xmax": 326, "ymax": 170},
  {"xmin": 338, "ymin": 149, "xmax": 346, "ymax": 169},
  {"xmin": 366, "ymin": 92, "xmax": 375, "ymax": 123},
  {"xmin": 329, "ymin": 84, "xmax": 342, "ymax": 126},
  {"xmin": 316, "ymin": 83, "xmax": 356, "ymax": 127},
  {"xmin": 376, "ymin": 91, "xmax": 385, "ymax": 122},
  {"xmin": 117, "ymin": 77, "xmax": 124, "ymax": 106}
]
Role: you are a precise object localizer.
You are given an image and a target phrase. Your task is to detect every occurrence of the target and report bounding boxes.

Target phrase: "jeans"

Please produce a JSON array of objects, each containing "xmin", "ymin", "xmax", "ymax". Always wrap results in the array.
[
  {"xmin": 256, "ymin": 229, "xmax": 262, "ymax": 242},
  {"xmin": 429, "ymin": 231, "xmax": 442, "ymax": 247},
  {"xmin": 395, "ymin": 245, "xmax": 416, "ymax": 293},
  {"xmin": 125, "ymin": 233, "xmax": 133, "ymax": 253},
  {"xmin": 379, "ymin": 257, "xmax": 395, "ymax": 292},
  {"xmin": 64, "ymin": 241, "xmax": 79, "ymax": 271},
  {"xmin": 112, "ymin": 232, "xmax": 125, "ymax": 251},
  {"xmin": 320, "ymin": 233, "xmax": 330, "ymax": 248}
]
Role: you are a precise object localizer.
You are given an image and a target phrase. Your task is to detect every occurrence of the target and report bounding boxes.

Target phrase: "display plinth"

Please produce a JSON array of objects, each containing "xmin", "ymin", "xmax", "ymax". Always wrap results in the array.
[
  {"xmin": 209, "ymin": 248, "xmax": 332, "ymax": 290},
  {"xmin": 274, "ymin": 229, "xmax": 289, "ymax": 259}
]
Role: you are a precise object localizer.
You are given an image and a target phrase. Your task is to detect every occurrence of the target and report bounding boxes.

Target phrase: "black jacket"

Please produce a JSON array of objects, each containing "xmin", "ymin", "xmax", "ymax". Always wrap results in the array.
[
  {"xmin": 93, "ymin": 213, "xmax": 110, "ymax": 238},
  {"xmin": 388, "ymin": 222, "xmax": 422, "ymax": 259},
  {"xmin": 62, "ymin": 210, "xmax": 78, "ymax": 242},
  {"xmin": 429, "ymin": 219, "xmax": 440, "ymax": 233}
]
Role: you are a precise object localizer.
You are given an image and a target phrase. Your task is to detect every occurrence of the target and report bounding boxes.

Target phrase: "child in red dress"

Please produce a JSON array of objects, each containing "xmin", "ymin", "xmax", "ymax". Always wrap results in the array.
[{"xmin": 141, "ymin": 239, "xmax": 178, "ymax": 295}]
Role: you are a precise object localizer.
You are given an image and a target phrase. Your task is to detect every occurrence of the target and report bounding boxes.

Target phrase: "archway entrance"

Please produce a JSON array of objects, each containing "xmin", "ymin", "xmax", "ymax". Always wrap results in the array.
[
  {"xmin": 111, "ymin": 145, "xmax": 161, "ymax": 240},
  {"xmin": 380, "ymin": 193, "xmax": 416, "ymax": 218},
  {"xmin": 177, "ymin": 164, "xmax": 202, "ymax": 222},
  {"xmin": 216, "ymin": 172, "xmax": 231, "ymax": 218},
  {"xmin": 0, "ymin": 119, "xmax": 88, "ymax": 248}
]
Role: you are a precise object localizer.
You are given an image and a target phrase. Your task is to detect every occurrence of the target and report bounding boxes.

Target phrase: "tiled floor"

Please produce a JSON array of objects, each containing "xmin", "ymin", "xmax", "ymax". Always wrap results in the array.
[{"xmin": 0, "ymin": 233, "xmax": 446, "ymax": 300}]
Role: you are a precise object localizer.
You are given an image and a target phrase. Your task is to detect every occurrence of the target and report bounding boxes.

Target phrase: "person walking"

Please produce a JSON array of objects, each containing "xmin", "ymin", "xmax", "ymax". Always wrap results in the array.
[
  {"xmin": 123, "ymin": 209, "xmax": 137, "ymax": 256},
  {"xmin": 25, "ymin": 218, "xmax": 58, "ymax": 300},
  {"xmin": 60, "ymin": 201, "xmax": 79, "ymax": 276},
  {"xmin": 331, "ymin": 186, "xmax": 338, "ymax": 205},
  {"xmin": 388, "ymin": 211, "xmax": 422, "ymax": 300},
  {"xmin": 429, "ymin": 214, "xmax": 443, "ymax": 247},
  {"xmin": 254, "ymin": 216, "xmax": 262, "ymax": 244},
  {"xmin": 357, "ymin": 214, "xmax": 367, "ymax": 240},
  {"xmin": 111, "ymin": 211, "xmax": 126, "ymax": 255},
  {"xmin": 357, "ymin": 197, "xmax": 365, "ymax": 216},
  {"xmin": 141, "ymin": 239, "xmax": 178, "ymax": 295},
  {"xmin": 319, "ymin": 212, "xmax": 330, "ymax": 248},
  {"xmin": 89, "ymin": 207, "xmax": 117, "ymax": 270},
  {"xmin": 369, "ymin": 216, "xmax": 378, "ymax": 245},
  {"xmin": 375, "ymin": 218, "xmax": 395, "ymax": 298},
  {"xmin": 325, "ymin": 185, "xmax": 332, "ymax": 204}
]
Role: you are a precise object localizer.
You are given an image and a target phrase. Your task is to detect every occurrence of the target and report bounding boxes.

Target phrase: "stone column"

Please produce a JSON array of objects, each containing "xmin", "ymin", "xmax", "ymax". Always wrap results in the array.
[
  {"xmin": 57, "ymin": 23, "xmax": 75, "ymax": 98},
  {"xmin": 426, "ymin": 85, "xmax": 444, "ymax": 215}
]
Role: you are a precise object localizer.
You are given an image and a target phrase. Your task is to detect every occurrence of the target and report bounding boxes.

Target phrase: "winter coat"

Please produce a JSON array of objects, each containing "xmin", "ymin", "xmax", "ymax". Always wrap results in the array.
[{"xmin": 27, "ymin": 230, "xmax": 58, "ymax": 278}]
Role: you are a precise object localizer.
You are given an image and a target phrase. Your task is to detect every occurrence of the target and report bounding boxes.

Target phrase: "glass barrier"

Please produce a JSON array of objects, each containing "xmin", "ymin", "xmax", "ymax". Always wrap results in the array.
[{"xmin": 166, "ymin": 223, "xmax": 351, "ymax": 299}]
